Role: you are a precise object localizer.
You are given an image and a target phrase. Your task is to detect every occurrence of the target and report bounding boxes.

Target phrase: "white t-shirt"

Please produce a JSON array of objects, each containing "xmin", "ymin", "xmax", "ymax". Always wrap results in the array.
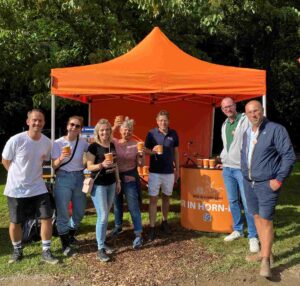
[
  {"xmin": 51, "ymin": 137, "xmax": 89, "ymax": 172},
  {"xmin": 2, "ymin": 131, "xmax": 51, "ymax": 198}
]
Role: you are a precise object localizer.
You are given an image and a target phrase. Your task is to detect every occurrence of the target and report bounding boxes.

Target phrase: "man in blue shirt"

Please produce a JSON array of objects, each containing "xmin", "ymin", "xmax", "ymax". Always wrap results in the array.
[{"xmin": 145, "ymin": 110, "xmax": 179, "ymax": 241}]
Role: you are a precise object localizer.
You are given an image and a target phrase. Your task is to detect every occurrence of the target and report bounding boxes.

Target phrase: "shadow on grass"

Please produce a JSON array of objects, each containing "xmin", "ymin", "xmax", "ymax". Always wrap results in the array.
[
  {"xmin": 270, "ymin": 255, "xmax": 300, "ymax": 283},
  {"xmin": 0, "ymin": 227, "xmax": 11, "ymax": 256},
  {"xmin": 274, "ymin": 206, "xmax": 300, "ymax": 241}
]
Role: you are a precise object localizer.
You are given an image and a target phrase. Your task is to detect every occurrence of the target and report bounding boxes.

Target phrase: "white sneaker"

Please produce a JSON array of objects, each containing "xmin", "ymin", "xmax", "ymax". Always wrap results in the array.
[
  {"xmin": 224, "ymin": 230, "xmax": 244, "ymax": 242},
  {"xmin": 249, "ymin": 237, "xmax": 260, "ymax": 253}
]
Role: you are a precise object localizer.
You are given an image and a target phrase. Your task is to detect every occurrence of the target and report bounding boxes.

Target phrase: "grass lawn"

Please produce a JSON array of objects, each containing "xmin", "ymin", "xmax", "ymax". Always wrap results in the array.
[{"xmin": 0, "ymin": 163, "xmax": 299, "ymax": 279}]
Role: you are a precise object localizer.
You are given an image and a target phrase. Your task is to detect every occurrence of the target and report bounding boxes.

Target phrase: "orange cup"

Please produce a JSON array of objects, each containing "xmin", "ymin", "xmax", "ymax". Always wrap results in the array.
[
  {"xmin": 138, "ymin": 166, "xmax": 143, "ymax": 176},
  {"xmin": 62, "ymin": 145, "xmax": 71, "ymax": 156},
  {"xmin": 157, "ymin": 145, "xmax": 163, "ymax": 155},
  {"xmin": 196, "ymin": 158, "xmax": 203, "ymax": 168},
  {"xmin": 203, "ymin": 159, "xmax": 209, "ymax": 169},
  {"xmin": 117, "ymin": 115, "xmax": 124, "ymax": 123},
  {"xmin": 104, "ymin": 152, "xmax": 113, "ymax": 162},
  {"xmin": 137, "ymin": 141, "xmax": 144, "ymax": 153},
  {"xmin": 143, "ymin": 166, "xmax": 149, "ymax": 176},
  {"xmin": 209, "ymin": 159, "xmax": 216, "ymax": 169}
]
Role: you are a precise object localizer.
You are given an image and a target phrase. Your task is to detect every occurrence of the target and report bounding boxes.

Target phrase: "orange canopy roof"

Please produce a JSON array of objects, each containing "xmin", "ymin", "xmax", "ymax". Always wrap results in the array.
[{"xmin": 51, "ymin": 27, "xmax": 266, "ymax": 105}]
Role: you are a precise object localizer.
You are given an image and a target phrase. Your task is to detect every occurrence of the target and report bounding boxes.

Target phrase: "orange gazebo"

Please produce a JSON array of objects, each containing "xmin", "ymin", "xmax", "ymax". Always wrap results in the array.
[{"xmin": 51, "ymin": 27, "xmax": 266, "ymax": 160}]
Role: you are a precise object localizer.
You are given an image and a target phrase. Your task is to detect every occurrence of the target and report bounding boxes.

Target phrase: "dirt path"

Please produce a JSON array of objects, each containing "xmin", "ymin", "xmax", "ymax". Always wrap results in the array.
[{"xmin": 0, "ymin": 226, "xmax": 299, "ymax": 286}]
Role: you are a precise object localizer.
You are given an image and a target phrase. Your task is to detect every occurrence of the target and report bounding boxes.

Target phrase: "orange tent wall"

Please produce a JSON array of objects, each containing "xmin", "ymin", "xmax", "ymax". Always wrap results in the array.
[{"xmin": 91, "ymin": 100, "xmax": 213, "ymax": 163}]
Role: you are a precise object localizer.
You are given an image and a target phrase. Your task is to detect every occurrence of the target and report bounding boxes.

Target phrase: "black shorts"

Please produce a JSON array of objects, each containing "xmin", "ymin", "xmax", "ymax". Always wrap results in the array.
[{"xmin": 7, "ymin": 193, "xmax": 54, "ymax": 224}]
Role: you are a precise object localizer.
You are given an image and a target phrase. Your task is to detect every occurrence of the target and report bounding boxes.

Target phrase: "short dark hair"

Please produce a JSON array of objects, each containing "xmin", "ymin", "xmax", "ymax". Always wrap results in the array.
[
  {"xmin": 27, "ymin": 109, "xmax": 45, "ymax": 119},
  {"xmin": 67, "ymin": 116, "xmax": 84, "ymax": 127},
  {"xmin": 156, "ymin": 110, "xmax": 169, "ymax": 119}
]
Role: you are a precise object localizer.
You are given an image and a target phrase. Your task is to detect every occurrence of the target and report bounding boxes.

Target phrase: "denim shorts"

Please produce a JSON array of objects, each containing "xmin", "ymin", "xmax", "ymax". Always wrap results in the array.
[{"xmin": 243, "ymin": 179, "xmax": 280, "ymax": 221}]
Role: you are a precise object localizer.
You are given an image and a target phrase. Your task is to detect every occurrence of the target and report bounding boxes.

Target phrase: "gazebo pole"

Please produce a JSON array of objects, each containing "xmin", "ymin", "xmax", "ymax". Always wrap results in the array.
[
  {"xmin": 88, "ymin": 103, "xmax": 91, "ymax": 126},
  {"xmin": 210, "ymin": 104, "xmax": 215, "ymax": 157},
  {"xmin": 262, "ymin": 95, "xmax": 267, "ymax": 116},
  {"xmin": 51, "ymin": 93, "xmax": 56, "ymax": 178}
]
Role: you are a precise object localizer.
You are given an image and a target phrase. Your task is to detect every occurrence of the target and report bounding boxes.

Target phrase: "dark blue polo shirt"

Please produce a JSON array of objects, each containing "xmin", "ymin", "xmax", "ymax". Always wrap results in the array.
[{"xmin": 145, "ymin": 128, "xmax": 179, "ymax": 174}]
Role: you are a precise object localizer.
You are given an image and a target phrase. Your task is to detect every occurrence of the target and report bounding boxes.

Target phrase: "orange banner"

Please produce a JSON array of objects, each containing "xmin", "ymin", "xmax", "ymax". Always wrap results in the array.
[{"xmin": 181, "ymin": 167, "xmax": 232, "ymax": 233}]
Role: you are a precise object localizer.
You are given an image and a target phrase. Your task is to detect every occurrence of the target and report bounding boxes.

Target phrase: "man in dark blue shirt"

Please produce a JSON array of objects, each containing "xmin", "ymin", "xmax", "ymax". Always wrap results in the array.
[{"xmin": 145, "ymin": 110, "xmax": 179, "ymax": 241}]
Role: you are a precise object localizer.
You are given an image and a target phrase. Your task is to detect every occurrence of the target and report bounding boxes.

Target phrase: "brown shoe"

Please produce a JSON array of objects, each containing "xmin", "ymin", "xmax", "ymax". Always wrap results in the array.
[
  {"xmin": 246, "ymin": 252, "xmax": 274, "ymax": 265},
  {"xmin": 260, "ymin": 257, "xmax": 272, "ymax": 278},
  {"xmin": 246, "ymin": 251, "xmax": 261, "ymax": 262}
]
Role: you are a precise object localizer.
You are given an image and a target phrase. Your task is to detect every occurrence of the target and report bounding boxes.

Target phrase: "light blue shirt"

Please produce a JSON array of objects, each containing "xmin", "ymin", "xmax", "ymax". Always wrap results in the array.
[{"xmin": 247, "ymin": 127, "xmax": 259, "ymax": 168}]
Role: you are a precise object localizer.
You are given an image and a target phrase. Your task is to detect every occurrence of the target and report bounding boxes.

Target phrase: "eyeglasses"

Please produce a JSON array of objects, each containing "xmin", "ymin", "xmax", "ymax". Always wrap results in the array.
[
  {"xmin": 69, "ymin": 123, "xmax": 81, "ymax": 129},
  {"xmin": 222, "ymin": 104, "xmax": 235, "ymax": 111}
]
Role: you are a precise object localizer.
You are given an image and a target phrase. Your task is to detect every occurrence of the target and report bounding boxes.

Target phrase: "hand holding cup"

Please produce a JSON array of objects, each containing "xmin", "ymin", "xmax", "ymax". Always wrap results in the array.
[
  {"xmin": 153, "ymin": 145, "xmax": 163, "ymax": 155},
  {"xmin": 114, "ymin": 115, "xmax": 124, "ymax": 127},
  {"xmin": 102, "ymin": 153, "xmax": 113, "ymax": 168},
  {"xmin": 137, "ymin": 141, "xmax": 144, "ymax": 155},
  {"xmin": 60, "ymin": 145, "xmax": 71, "ymax": 160}
]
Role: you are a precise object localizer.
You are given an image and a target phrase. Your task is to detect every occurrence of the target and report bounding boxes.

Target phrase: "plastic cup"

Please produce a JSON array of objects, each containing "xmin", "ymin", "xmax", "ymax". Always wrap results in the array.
[
  {"xmin": 117, "ymin": 115, "xmax": 124, "ymax": 124},
  {"xmin": 157, "ymin": 145, "xmax": 163, "ymax": 155},
  {"xmin": 143, "ymin": 166, "xmax": 149, "ymax": 176},
  {"xmin": 197, "ymin": 158, "xmax": 203, "ymax": 168},
  {"xmin": 209, "ymin": 159, "xmax": 216, "ymax": 169},
  {"xmin": 203, "ymin": 159, "xmax": 209, "ymax": 169},
  {"xmin": 104, "ymin": 152, "xmax": 113, "ymax": 162},
  {"xmin": 138, "ymin": 166, "xmax": 143, "ymax": 176},
  {"xmin": 137, "ymin": 141, "xmax": 144, "ymax": 154},
  {"xmin": 62, "ymin": 145, "xmax": 71, "ymax": 156}
]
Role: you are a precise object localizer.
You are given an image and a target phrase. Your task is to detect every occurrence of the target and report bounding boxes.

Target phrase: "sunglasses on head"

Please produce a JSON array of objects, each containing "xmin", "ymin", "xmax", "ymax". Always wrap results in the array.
[{"xmin": 69, "ymin": 122, "xmax": 81, "ymax": 129}]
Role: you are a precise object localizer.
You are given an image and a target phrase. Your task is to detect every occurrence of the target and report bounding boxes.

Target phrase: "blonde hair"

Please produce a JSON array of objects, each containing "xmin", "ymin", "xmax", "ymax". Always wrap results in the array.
[
  {"xmin": 120, "ymin": 117, "xmax": 135, "ymax": 130},
  {"xmin": 94, "ymin": 119, "xmax": 112, "ymax": 144}
]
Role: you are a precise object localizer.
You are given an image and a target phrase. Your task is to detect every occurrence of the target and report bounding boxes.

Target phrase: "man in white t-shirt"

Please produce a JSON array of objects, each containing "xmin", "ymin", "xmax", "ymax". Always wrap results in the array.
[{"xmin": 2, "ymin": 109, "xmax": 58, "ymax": 264}]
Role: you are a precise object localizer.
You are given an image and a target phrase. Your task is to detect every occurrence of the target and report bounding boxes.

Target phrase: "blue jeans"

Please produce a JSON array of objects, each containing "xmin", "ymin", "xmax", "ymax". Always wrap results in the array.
[
  {"xmin": 114, "ymin": 181, "xmax": 142, "ymax": 235},
  {"xmin": 222, "ymin": 167, "xmax": 257, "ymax": 238},
  {"xmin": 91, "ymin": 183, "xmax": 116, "ymax": 249},
  {"xmin": 54, "ymin": 170, "xmax": 86, "ymax": 235}
]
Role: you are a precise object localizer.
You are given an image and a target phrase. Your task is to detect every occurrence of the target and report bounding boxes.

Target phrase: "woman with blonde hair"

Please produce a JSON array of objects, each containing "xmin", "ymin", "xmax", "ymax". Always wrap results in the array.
[
  {"xmin": 52, "ymin": 116, "xmax": 89, "ymax": 257},
  {"xmin": 109, "ymin": 116, "xmax": 145, "ymax": 249},
  {"xmin": 86, "ymin": 119, "xmax": 121, "ymax": 262}
]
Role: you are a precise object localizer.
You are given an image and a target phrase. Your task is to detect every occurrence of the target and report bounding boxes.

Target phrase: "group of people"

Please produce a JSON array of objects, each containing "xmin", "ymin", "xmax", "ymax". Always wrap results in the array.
[
  {"xmin": 1, "ymin": 100, "xmax": 295, "ymax": 278},
  {"xmin": 2, "ymin": 109, "xmax": 179, "ymax": 264},
  {"xmin": 219, "ymin": 98, "xmax": 295, "ymax": 278}
]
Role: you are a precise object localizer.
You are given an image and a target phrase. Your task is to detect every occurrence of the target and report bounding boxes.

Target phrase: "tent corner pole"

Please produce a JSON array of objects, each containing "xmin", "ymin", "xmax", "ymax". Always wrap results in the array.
[
  {"xmin": 262, "ymin": 95, "xmax": 267, "ymax": 116},
  {"xmin": 88, "ymin": 103, "xmax": 91, "ymax": 126},
  {"xmin": 51, "ymin": 94, "xmax": 55, "ymax": 178}
]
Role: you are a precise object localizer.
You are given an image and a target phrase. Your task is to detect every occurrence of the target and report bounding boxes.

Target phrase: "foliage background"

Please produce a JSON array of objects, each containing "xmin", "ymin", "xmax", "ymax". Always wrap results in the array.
[{"xmin": 0, "ymin": 0, "xmax": 299, "ymax": 152}]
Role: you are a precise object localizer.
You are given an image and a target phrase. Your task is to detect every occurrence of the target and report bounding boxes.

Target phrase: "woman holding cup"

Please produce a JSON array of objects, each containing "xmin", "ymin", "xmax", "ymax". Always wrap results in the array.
[
  {"xmin": 109, "ymin": 116, "xmax": 145, "ymax": 249},
  {"xmin": 86, "ymin": 119, "xmax": 121, "ymax": 262},
  {"xmin": 52, "ymin": 116, "xmax": 89, "ymax": 257}
]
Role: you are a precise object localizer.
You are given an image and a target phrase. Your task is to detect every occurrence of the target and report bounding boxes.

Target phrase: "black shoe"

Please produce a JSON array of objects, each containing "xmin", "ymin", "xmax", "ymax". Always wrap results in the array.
[
  {"xmin": 148, "ymin": 227, "xmax": 156, "ymax": 241},
  {"xmin": 41, "ymin": 249, "xmax": 59, "ymax": 265},
  {"xmin": 106, "ymin": 227, "xmax": 122, "ymax": 241},
  {"xmin": 161, "ymin": 220, "xmax": 172, "ymax": 235},
  {"xmin": 62, "ymin": 246, "xmax": 77, "ymax": 257},
  {"xmin": 104, "ymin": 245, "xmax": 115, "ymax": 255},
  {"xmin": 97, "ymin": 249, "xmax": 110, "ymax": 262},
  {"xmin": 69, "ymin": 229, "xmax": 79, "ymax": 246},
  {"xmin": 8, "ymin": 248, "xmax": 23, "ymax": 264}
]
